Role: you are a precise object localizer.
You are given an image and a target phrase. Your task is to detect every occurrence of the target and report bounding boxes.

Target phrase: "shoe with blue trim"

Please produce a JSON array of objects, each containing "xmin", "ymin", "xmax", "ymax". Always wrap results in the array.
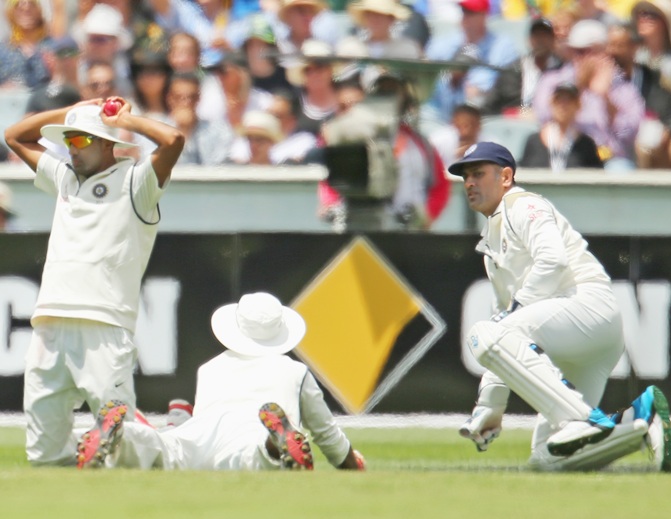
[
  {"xmin": 634, "ymin": 386, "xmax": 671, "ymax": 472},
  {"xmin": 546, "ymin": 408, "xmax": 615, "ymax": 457}
]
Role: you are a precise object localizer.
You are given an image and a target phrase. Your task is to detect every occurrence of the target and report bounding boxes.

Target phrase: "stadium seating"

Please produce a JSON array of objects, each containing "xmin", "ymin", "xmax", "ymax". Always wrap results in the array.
[{"xmin": 480, "ymin": 115, "xmax": 539, "ymax": 161}]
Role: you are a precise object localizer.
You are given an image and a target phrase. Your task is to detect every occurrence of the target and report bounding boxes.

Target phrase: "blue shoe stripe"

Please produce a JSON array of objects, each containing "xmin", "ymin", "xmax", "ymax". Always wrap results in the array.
[
  {"xmin": 632, "ymin": 386, "xmax": 656, "ymax": 423},
  {"xmin": 588, "ymin": 408, "xmax": 615, "ymax": 430}
]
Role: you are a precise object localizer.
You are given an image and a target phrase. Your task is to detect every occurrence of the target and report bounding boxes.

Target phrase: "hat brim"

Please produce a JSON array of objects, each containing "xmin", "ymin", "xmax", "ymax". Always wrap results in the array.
[
  {"xmin": 210, "ymin": 303, "xmax": 306, "ymax": 356},
  {"xmin": 348, "ymin": 3, "xmax": 411, "ymax": 26},
  {"xmin": 41, "ymin": 123, "xmax": 136, "ymax": 149},
  {"xmin": 448, "ymin": 157, "xmax": 504, "ymax": 176},
  {"xmin": 241, "ymin": 127, "xmax": 283, "ymax": 142},
  {"xmin": 286, "ymin": 56, "xmax": 336, "ymax": 86},
  {"xmin": 279, "ymin": 0, "xmax": 326, "ymax": 23}
]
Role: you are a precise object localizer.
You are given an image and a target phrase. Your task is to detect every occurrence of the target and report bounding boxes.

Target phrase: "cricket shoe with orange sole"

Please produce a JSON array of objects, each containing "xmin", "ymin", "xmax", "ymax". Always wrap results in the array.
[
  {"xmin": 259, "ymin": 402, "xmax": 313, "ymax": 470},
  {"xmin": 76, "ymin": 400, "xmax": 127, "ymax": 469}
]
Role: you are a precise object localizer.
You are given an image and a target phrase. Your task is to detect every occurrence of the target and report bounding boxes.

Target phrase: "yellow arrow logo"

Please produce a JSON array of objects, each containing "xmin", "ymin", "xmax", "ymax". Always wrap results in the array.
[{"xmin": 293, "ymin": 236, "xmax": 446, "ymax": 414}]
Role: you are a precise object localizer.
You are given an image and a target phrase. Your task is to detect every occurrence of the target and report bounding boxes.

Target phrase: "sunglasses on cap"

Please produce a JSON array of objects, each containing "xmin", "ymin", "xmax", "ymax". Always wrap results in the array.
[{"xmin": 63, "ymin": 135, "xmax": 98, "ymax": 149}]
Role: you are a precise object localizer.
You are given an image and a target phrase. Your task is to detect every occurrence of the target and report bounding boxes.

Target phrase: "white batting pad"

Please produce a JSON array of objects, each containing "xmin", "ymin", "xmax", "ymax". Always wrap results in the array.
[{"xmin": 467, "ymin": 321, "xmax": 592, "ymax": 427}]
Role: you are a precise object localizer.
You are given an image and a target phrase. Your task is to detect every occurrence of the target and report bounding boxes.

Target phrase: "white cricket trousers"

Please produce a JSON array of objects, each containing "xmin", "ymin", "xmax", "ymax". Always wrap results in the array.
[
  {"xmin": 24, "ymin": 317, "xmax": 137, "ymax": 466},
  {"xmin": 112, "ymin": 418, "xmax": 280, "ymax": 471}
]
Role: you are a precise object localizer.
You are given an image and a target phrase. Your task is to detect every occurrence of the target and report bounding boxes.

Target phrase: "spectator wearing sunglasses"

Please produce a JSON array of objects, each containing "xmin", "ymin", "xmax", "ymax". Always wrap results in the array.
[{"xmin": 3, "ymin": 98, "xmax": 184, "ymax": 468}]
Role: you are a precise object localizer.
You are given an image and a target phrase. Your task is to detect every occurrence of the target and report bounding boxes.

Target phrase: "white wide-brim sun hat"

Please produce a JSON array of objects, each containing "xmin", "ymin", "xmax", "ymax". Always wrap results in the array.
[
  {"xmin": 41, "ymin": 105, "xmax": 136, "ymax": 148},
  {"xmin": 348, "ymin": 0, "xmax": 411, "ymax": 26},
  {"xmin": 286, "ymin": 39, "xmax": 334, "ymax": 86},
  {"xmin": 240, "ymin": 111, "xmax": 284, "ymax": 143},
  {"xmin": 278, "ymin": 0, "xmax": 327, "ymax": 24},
  {"xmin": 211, "ymin": 292, "xmax": 306, "ymax": 357}
]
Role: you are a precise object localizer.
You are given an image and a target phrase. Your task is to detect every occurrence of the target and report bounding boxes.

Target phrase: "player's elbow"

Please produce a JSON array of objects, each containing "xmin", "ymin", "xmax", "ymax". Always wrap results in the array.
[
  {"xmin": 4, "ymin": 127, "xmax": 19, "ymax": 153},
  {"xmin": 167, "ymin": 128, "xmax": 186, "ymax": 153}
]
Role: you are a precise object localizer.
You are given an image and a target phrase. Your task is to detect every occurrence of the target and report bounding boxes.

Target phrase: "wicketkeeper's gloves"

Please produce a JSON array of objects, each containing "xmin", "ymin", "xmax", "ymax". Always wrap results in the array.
[{"xmin": 459, "ymin": 405, "xmax": 504, "ymax": 452}]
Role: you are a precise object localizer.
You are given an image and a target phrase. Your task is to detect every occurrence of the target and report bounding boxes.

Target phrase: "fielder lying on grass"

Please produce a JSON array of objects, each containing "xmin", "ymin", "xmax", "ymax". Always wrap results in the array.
[{"xmin": 76, "ymin": 292, "xmax": 365, "ymax": 471}]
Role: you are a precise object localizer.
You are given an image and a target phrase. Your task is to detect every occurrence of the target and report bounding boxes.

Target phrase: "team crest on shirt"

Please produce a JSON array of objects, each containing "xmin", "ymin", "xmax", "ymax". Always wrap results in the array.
[
  {"xmin": 502, "ymin": 238, "xmax": 507, "ymax": 253},
  {"xmin": 92, "ymin": 183, "xmax": 108, "ymax": 199}
]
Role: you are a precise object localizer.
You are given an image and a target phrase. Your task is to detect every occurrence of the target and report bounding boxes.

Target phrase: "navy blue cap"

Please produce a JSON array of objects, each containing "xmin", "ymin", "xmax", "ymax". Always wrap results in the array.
[{"xmin": 448, "ymin": 141, "xmax": 517, "ymax": 176}]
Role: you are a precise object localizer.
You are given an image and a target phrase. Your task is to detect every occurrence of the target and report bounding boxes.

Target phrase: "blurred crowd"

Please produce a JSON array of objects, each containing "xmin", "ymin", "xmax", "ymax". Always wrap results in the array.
[{"xmin": 1, "ymin": 0, "xmax": 671, "ymax": 227}]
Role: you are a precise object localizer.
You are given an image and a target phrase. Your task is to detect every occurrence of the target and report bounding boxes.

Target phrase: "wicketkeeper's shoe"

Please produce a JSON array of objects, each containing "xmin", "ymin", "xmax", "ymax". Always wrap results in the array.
[
  {"xmin": 632, "ymin": 385, "xmax": 671, "ymax": 472},
  {"xmin": 546, "ymin": 408, "xmax": 615, "ymax": 457},
  {"xmin": 76, "ymin": 400, "xmax": 127, "ymax": 469},
  {"xmin": 259, "ymin": 402, "xmax": 314, "ymax": 470}
]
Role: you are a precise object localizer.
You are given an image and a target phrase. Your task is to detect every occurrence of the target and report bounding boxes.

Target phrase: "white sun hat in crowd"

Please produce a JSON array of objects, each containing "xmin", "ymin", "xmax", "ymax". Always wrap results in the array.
[
  {"xmin": 348, "ymin": 0, "xmax": 411, "ymax": 26},
  {"xmin": 287, "ymin": 39, "xmax": 334, "ymax": 86},
  {"xmin": 240, "ymin": 111, "xmax": 284, "ymax": 143},
  {"xmin": 567, "ymin": 19, "xmax": 608, "ymax": 49},
  {"xmin": 82, "ymin": 3, "xmax": 132, "ymax": 50},
  {"xmin": 210, "ymin": 292, "xmax": 306, "ymax": 356},
  {"xmin": 41, "ymin": 105, "xmax": 136, "ymax": 148},
  {"xmin": 240, "ymin": 110, "xmax": 284, "ymax": 142},
  {"xmin": 278, "ymin": 0, "xmax": 327, "ymax": 23}
]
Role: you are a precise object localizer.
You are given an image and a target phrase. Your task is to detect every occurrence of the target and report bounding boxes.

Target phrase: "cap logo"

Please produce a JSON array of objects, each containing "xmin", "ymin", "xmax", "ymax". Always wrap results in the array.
[
  {"xmin": 465, "ymin": 144, "xmax": 477, "ymax": 156},
  {"xmin": 66, "ymin": 113, "xmax": 77, "ymax": 125}
]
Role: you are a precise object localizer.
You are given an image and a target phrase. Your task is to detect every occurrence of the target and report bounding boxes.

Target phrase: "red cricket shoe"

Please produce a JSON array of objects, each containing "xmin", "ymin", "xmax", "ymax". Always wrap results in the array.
[
  {"xmin": 259, "ymin": 402, "xmax": 313, "ymax": 470},
  {"xmin": 76, "ymin": 400, "xmax": 128, "ymax": 469}
]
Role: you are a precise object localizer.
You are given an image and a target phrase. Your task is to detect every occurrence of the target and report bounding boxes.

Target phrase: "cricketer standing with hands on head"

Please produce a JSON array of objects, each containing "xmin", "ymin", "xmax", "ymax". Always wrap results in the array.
[
  {"xmin": 4, "ymin": 96, "xmax": 185, "ymax": 467},
  {"xmin": 449, "ymin": 142, "xmax": 671, "ymax": 471}
]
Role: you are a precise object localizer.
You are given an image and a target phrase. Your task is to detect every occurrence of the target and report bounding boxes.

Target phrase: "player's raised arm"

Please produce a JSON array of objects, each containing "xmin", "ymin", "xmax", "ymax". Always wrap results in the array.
[
  {"xmin": 100, "ymin": 96, "xmax": 185, "ymax": 187},
  {"xmin": 4, "ymin": 99, "xmax": 102, "ymax": 172}
]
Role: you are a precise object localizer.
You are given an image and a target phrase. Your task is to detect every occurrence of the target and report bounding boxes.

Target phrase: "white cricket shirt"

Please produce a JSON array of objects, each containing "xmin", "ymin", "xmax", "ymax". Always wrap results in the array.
[
  {"xmin": 476, "ymin": 186, "xmax": 612, "ymax": 312},
  {"xmin": 31, "ymin": 151, "xmax": 167, "ymax": 332}
]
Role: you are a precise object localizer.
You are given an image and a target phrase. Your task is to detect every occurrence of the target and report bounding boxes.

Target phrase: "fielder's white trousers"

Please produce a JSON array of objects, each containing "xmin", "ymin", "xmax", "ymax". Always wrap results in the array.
[
  {"xmin": 112, "ymin": 414, "xmax": 280, "ymax": 471},
  {"xmin": 24, "ymin": 317, "xmax": 137, "ymax": 466}
]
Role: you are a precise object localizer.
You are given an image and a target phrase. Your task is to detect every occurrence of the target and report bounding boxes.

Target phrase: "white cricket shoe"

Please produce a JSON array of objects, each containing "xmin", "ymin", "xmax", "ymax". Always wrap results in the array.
[
  {"xmin": 546, "ymin": 408, "xmax": 615, "ymax": 457},
  {"xmin": 633, "ymin": 386, "xmax": 671, "ymax": 472}
]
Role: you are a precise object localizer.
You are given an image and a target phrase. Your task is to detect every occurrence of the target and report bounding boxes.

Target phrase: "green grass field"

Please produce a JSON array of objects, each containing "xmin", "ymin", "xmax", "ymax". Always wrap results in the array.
[{"xmin": 0, "ymin": 426, "xmax": 667, "ymax": 519}]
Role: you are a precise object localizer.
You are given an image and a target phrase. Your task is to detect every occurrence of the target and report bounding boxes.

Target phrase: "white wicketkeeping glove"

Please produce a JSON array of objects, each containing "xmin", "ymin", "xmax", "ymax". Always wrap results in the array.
[{"xmin": 459, "ymin": 405, "xmax": 504, "ymax": 452}]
